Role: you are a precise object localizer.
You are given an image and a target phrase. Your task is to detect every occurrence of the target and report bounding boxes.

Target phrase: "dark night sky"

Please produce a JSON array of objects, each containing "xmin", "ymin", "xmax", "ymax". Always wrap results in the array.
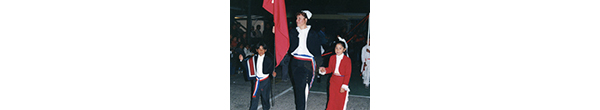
[{"xmin": 230, "ymin": 0, "xmax": 370, "ymax": 18}]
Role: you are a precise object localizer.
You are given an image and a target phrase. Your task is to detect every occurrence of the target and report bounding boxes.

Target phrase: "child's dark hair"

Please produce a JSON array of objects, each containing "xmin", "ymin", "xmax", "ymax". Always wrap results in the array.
[
  {"xmin": 255, "ymin": 42, "xmax": 268, "ymax": 50},
  {"xmin": 334, "ymin": 40, "xmax": 346, "ymax": 49}
]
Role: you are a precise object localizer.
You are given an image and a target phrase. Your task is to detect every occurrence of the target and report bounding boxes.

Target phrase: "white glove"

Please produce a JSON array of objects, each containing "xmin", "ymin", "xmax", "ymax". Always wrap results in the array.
[{"xmin": 341, "ymin": 84, "xmax": 350, "ymax": 92}]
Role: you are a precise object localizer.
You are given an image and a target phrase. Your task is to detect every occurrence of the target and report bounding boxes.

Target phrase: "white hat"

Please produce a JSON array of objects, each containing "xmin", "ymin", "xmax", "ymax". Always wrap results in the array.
[{"xmin": 301, "ymin": 10, "xmax": 312, "ymax": 19}]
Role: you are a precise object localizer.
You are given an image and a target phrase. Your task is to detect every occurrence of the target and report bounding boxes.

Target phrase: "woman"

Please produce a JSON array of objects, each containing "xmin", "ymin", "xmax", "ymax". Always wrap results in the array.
[{"xmin": 287, "ymin": 10, "xmax": 324, "ymax": 110}]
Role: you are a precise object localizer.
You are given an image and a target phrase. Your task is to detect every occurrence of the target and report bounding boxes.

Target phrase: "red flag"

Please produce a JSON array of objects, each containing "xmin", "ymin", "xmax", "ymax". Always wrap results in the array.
[{"xmin": 263, "ymin": 0, "xmax": 289, "ymax": 67}]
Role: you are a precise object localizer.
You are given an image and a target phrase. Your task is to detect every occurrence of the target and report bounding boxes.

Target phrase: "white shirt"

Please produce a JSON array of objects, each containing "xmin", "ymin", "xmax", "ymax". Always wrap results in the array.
[
  {"xmin": 334, "ymin": 54, "xmax": 344, "ymax": 74},
  {"xmin": 256, "ymin": 54, "xmax": 268, "ymax": 78},
  {"xmin": 292, "ymin": 25, "xmax": 313, "ymax": 57},
  {"xmin": 361, "ymin": 45, "xmax": 370, "ymax": 72}
]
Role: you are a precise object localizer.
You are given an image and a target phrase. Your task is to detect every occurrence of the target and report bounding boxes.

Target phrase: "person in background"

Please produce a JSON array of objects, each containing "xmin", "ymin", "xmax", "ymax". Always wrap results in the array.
[
  {"xmin": 319, "ymin": 41, "xmax": 352, "ymax": 110},
  {"xmin": 318, "ymin": 26, "xmax": 329, "ymax": 54},
  {"xmin": 361, "ymin": 36, "xmax": 370, "ymax": 88},
  {"xmin": 233, "ymin": 43, "xmax": 246, "ymax": 74},
  {"xmin": 249, "ymin": 27, "xmax": 256, "ymax": 38},
  {"xmin": 249, "ymin": 26, "xmax": 257, "ymax": 45},
  {"xmin": 241, "ymin": 33, "xmax": 248, "ymax": 47},
  {"xmin": 244, "ymin": 44, "xmax": 254, "ymax": 58},
  {"xmin": 255, "ymin": 25, "xmax": 263, "ymax": 39},
  {"xmin": 231, "ymin": 36, "xmax": 239, "ymax": 48}
]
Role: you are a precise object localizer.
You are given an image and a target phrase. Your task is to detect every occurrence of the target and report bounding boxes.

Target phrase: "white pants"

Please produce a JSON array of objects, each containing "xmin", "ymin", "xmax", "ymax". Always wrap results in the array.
[{"xmin": 362, "ymin": 67, "xmax": 370, "ymax": 86}]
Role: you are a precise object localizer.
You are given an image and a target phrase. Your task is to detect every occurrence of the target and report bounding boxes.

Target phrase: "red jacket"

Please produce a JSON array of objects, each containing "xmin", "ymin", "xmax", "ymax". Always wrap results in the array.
[{"xmin": 324, "ymin": 55, "xmax": 352, "ymax": 86}]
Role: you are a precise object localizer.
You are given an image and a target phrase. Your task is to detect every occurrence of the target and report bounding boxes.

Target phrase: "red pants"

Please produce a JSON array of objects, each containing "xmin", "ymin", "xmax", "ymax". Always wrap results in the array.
[{"xmin": 326, "ymin": 76, "xmax": 349, "ymax": 110}]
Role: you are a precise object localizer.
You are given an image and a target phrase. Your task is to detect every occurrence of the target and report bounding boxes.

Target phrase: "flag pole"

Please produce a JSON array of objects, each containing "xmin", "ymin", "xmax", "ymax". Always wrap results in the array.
[
  {"xmin": 271, "ymin": 39, "xmax": 275, "ymax": 106},
  {"xmin": 264, "ymin": 0, "xmax": 290, "ymax": 106}
]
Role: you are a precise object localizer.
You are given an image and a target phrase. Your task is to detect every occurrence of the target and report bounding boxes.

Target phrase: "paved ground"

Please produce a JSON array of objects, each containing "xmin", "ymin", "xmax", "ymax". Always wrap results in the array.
[{"xmin": 230, "ymin": 69, "xmax": 370, "ymax": 110}]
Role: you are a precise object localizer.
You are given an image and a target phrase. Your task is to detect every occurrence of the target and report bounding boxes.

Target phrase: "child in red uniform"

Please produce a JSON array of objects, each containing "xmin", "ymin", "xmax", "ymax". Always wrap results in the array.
[{"xmin": 319, "ymin": 41, "xmax": 352, "ymax": 110}]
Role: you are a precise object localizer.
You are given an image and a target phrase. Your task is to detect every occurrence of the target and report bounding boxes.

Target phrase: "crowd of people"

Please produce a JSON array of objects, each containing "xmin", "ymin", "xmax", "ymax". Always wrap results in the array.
[
  {"xmin": 231, "ymin": 10, "xmax": 369, "ymax": 110},
  {"xmin": 231, "ymin": 22, "xmax": 273, "ymax": 75}
]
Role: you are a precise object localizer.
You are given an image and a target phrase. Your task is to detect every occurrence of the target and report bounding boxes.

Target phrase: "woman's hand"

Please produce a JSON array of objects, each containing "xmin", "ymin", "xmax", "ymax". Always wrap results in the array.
[{"xmin": 340, "ymin": 87, "xmax": 345, "ymax": 93}]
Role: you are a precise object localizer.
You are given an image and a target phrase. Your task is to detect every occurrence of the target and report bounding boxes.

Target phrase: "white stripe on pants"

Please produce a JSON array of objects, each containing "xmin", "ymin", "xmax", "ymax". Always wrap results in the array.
[
  {"xmin": 343, "ymin": 91, "xmax": 349, "ymax": 110},
  {"xmin": 305, "ymin": 84, "xmax": 309, "ymax": 109}
]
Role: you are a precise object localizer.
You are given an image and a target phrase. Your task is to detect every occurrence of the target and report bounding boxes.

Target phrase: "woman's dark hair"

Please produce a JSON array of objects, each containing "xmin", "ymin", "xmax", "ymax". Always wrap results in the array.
[{"xmin": 295, "ymin": 11, "xmax": 308, "ymax": 20}]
